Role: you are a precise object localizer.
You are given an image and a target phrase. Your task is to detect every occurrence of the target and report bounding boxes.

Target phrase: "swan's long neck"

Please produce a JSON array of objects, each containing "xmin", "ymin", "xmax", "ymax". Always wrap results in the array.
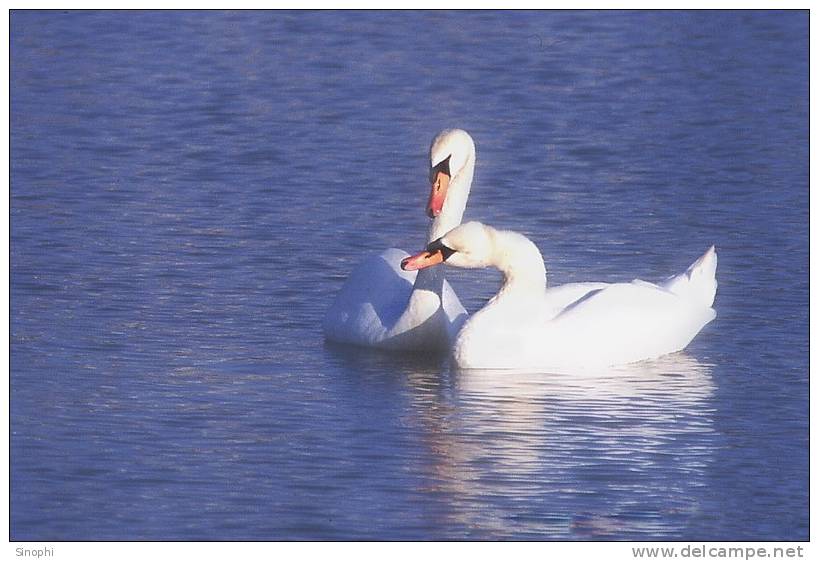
[
  {"xmin": 404, "ymin": 148, "xmax": 475, "ymax": 302},
  {"xmin": 386, "ymin": 153, "xmax": 475, "ymax": 342},
  {"xmin": 489, "ymin": 229, "xmax": 547, "ymax": 298},
  {"xmin": 427, "ymin": 152, "xmax": 475, "ymax": 242},
  {"xmin": 386, "ymin": 146, "xmax": 476, "ymax": 341}
]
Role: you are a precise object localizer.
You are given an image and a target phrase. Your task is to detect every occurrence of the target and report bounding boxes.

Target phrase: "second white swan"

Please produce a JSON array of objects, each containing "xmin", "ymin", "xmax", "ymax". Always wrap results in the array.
[{"xmin": 402, "ymin": 222, "xmax": 718, "ymax": 369}]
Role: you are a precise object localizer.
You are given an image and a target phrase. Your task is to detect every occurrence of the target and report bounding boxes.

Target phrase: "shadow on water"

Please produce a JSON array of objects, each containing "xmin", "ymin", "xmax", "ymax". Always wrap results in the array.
[{"xmin": 323, "ymin": 338, "xmax": 450, "ymax": 374}]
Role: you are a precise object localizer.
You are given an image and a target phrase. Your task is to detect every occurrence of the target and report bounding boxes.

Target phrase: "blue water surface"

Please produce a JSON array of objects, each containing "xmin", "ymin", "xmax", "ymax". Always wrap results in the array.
[{"xmin": 10, "ymin": 10, "xmax": 808, "ymax": 540}]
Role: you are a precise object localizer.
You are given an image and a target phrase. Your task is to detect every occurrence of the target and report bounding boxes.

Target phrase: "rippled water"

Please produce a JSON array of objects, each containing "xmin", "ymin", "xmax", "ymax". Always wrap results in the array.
[{"xmin": 11, "ymin": 10, "xmax": 808, "ymax": 540}]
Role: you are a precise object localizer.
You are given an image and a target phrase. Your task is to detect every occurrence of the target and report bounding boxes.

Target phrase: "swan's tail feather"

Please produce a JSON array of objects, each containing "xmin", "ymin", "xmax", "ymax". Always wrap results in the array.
[{"xmin": 662, "ymin": 246, "xmax": 718, "ymax": 308}]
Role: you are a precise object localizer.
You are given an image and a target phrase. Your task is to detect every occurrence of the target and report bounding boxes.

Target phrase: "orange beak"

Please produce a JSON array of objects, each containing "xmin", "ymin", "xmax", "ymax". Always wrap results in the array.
[
  {"xmin": 401, "ymin": 249, "xmax": 446, "ymax": 271},
  {"xmin": 426, "ymin": 170, "xmax": 450, "ymax": 218}
]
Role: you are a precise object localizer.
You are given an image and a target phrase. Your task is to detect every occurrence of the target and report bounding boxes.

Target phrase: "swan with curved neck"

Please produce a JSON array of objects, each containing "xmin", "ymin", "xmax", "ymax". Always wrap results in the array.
[
  {"xmin": 402, "ymin": 222, "xmax": 718, "ymax": 369},
  {"xmin": 323, "ymin": 129, "xmax": 476, "ymax": 351}
]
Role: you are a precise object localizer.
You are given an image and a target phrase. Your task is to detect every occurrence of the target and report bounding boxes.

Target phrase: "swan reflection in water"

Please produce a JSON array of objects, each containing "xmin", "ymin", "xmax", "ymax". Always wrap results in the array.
[
  {"xmin": 442, "ymin": 355, "xmax": 715, "ymax": 539},
  {"xmin": 325, "ymin": 345, "xmax": 716, "ymax": 539}
]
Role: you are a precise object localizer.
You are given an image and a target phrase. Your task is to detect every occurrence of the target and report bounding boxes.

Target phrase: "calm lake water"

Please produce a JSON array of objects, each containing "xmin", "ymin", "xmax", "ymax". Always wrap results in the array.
[{"xmin": 11, "ymin": 10, "xmax": 808, "ymax": 541}]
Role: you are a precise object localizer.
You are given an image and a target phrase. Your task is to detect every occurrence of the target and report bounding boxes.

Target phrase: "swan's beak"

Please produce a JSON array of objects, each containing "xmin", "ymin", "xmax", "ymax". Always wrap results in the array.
[
  {"xmin": 426, "ymin": 170, "xmax": 450, "ymax": 218},
  {"xmin": 401, "ymin": 249, "xmax": 446, "ymax": 271}
]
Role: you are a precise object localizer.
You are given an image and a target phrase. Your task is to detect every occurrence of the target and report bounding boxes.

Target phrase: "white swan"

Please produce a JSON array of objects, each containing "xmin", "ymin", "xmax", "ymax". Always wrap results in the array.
[
  {"xmin": 401, "ymin": 222, "xmax": 718, "ymax": 369},
  {"xmin": 323, "ymin": 129, "xmax": 477, "ymax": 351}
]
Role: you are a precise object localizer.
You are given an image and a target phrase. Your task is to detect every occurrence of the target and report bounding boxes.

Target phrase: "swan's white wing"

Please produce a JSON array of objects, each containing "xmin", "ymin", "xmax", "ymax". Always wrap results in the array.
[
  {"xmin": 543, "ymin": 281, "xmax": 715, "ymax": 366},
  {"xmin": 541, "ymin": 282, "xmax": 611, "ymax": 320}
]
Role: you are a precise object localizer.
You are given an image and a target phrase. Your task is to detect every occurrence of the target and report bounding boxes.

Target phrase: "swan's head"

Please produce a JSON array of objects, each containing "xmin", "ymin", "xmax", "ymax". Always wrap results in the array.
[
  {"xmin": 427, "ymin": 129, "xmax": 476, "ymax": 219},
  {"xmin": 401, "ymin": 221, "xmax": 494, "ymax": 271}
]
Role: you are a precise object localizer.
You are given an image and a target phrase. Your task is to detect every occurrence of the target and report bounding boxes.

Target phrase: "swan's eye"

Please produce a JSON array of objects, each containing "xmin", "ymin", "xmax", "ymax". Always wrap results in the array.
[{"xmin": 426, "ymin": 239, "xmax": 456, "ymax": 261}]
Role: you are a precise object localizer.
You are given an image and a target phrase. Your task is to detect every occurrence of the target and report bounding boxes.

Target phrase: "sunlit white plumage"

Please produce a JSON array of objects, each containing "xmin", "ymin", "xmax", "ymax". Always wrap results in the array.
[
  {"xmin": 323, "ymin": 130, "xmax": 477, "ymax": 351},
  {"xmin": 402, "ymin": 222, "xmax": 718, "ymax": 368}
]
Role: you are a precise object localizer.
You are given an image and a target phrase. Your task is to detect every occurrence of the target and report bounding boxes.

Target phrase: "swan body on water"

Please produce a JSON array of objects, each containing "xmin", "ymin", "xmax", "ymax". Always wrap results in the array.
[
  {"xmin": 323, "ymin": 129, "xmax": 476, "ymax": 351},
  {"xmin": 402, "ymin": 222, "xmax": 718, "ymax": 369}
]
